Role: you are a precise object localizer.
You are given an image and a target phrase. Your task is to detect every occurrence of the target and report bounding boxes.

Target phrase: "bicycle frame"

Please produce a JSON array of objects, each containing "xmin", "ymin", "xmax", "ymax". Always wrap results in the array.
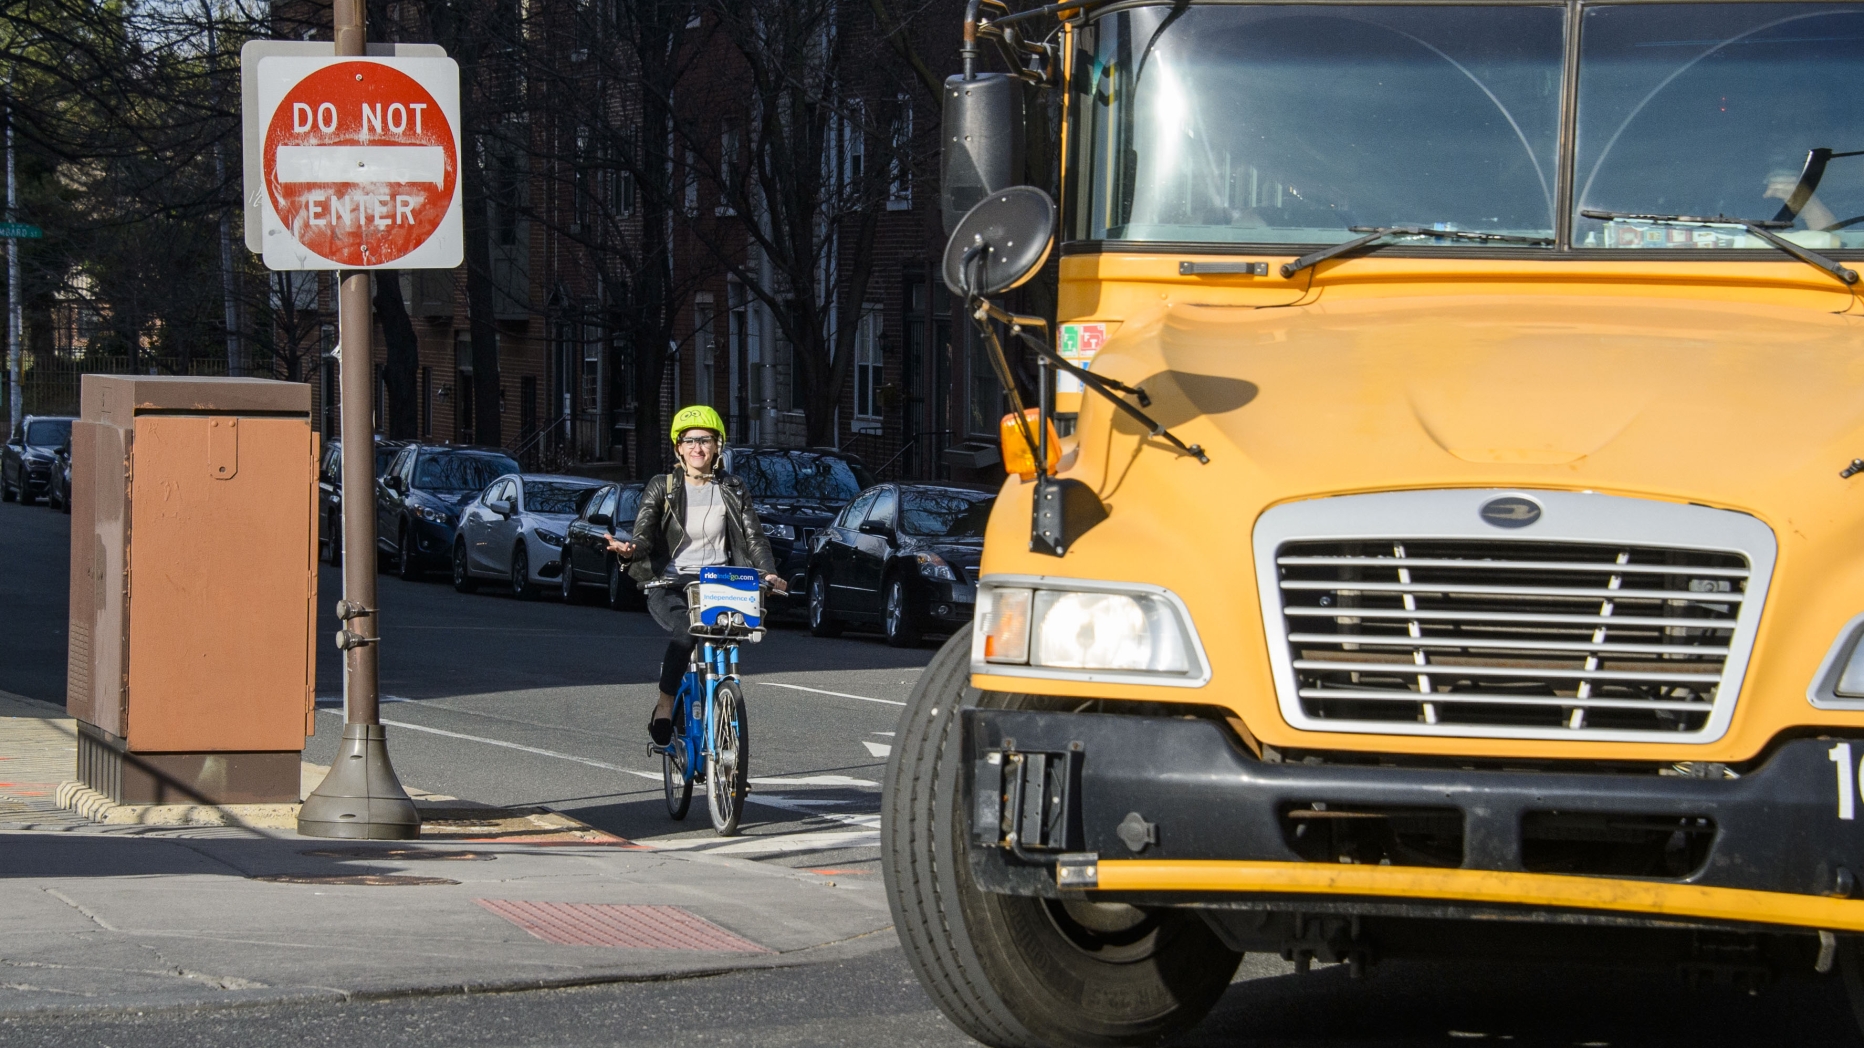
[{"xmin": 669, "ymin": 639, "xmax": 740, "ymax": 786}]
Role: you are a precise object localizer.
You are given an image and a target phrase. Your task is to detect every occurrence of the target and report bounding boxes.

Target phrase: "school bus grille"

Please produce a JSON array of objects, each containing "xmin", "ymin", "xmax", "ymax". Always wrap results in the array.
[{"xmin": 1273, "ymin": 538, "xmax": 1748, "ymax": 737}]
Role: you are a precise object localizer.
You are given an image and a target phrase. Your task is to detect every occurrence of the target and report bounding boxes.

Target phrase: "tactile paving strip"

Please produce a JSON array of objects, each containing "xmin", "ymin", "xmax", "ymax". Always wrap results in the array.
[{"xmin": 474, "ymin": 899, "xmax": 772, "ymax": 952}]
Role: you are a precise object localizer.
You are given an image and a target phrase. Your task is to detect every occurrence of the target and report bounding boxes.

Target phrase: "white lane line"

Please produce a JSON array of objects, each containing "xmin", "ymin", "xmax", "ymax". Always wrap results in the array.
[
  {"xmin": 749, "ymin": 775, "xmax": 877, "ymax": 787},
  {"xmin": 318, "ymin": 708, "xmax": 637, "ymax": 773},
  {"xmin": 315, "ymin": 695, "xmax": 411, "ymax": 706},
  {"xmin": 750, "ymin": 794, "xmax": 881, "ymax": 830},
  {"xmin": 754, "ymin": 681, "xmax": 905, "ymax": 707},
  {"xmin": 861, "ymin": 741, "xmax": 892, "ymax": 758},
  {"xmin": 642, "ymin": 829, "xmax": 878, "ymax": 856}
]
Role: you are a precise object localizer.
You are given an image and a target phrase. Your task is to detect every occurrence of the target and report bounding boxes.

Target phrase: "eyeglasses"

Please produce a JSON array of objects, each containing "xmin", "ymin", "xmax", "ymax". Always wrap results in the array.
[{"xmin": 677, "ymin": 435, "xmax": 718, "ymax": 448}]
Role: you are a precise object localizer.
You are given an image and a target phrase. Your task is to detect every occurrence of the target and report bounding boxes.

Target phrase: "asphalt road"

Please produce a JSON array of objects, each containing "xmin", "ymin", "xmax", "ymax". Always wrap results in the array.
[{"xmin": 5, "ymin": 497, "xmax": 1864, "ymax": 1046}]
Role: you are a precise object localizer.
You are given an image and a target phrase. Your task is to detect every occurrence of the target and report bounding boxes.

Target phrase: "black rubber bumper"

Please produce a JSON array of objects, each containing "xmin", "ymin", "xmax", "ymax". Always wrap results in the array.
[{"xmin": 965, "ymin": 708, "xmax": 1864, "ymax": 899}]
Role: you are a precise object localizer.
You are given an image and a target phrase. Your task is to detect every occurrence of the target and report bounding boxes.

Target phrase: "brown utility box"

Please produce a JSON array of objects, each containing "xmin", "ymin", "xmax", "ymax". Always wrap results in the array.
[{"xmin": 67, "ymin": 376, "xmax": 318, "ymax": 805}]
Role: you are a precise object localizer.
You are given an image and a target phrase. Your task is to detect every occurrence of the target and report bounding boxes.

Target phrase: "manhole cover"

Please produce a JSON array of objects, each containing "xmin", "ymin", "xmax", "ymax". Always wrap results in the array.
[
  {"xmin": 300, "ymin": 848, "xmax": 496, "ymax": 861},
  {"xmin": 474, "ymin": 900, "xmax": 770, "ymax": 951},
  {"xmin": 250, "ymin": 874, "xmax": 460, "ymax": 886}
]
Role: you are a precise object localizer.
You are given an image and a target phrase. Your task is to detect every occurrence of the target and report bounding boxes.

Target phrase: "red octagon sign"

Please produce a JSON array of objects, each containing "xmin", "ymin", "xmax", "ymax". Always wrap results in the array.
[{"xmin": 262, "ymin": 60, "xmax": 458, "ymax": 267}]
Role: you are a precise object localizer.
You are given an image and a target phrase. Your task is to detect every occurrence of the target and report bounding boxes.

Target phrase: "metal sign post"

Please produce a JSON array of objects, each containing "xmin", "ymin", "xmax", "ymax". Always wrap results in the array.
[{"xmin": 242, "ymin": 0, "xmax": 462, "ymax": 839}]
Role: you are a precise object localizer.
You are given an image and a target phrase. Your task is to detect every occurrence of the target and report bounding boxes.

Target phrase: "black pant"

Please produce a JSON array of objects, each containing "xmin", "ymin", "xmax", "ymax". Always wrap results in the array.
[{"xmin": 647, "ymin": 575, "xmax": 699, "ymax": 696}]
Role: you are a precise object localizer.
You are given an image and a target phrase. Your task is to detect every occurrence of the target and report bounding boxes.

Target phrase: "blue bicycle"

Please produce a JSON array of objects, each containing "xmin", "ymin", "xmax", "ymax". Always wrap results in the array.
[{"xmin": 654, "ymin": 565, "xmax": 765, "ymax": 835}]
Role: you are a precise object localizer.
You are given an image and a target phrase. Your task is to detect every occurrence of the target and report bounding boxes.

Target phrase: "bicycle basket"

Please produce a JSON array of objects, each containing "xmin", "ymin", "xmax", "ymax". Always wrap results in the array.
[{"xmin": 687, "ymin": 565, "xmax": 764, "ymax": 637}]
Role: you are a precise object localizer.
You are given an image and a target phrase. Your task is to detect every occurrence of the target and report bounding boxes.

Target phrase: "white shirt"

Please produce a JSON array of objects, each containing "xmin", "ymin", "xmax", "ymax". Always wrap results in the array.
[{"xmin": 672, "ymin": 479, "xmax": 728, "ymax": 574}]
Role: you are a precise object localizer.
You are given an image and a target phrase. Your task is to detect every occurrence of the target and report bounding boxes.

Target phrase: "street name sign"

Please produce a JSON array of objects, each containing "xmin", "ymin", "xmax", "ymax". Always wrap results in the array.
[
  {"xmin": 0, "ymin": 223, "xmax": 42, "ymax": 239},
  {"xmin": 250, "ymin": 53, "xmax": 461, "ymax": 270}
]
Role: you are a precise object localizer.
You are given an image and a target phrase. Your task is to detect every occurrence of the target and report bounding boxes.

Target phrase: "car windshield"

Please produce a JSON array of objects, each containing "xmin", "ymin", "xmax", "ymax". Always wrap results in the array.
[
  {"xmin": 524, "ymin": 482, "xmax": 597, "ymax": 515},
  {"xmin": 900, "ymin": 491, "xmax": 995, "ymax": 538},
  {"xmin": 25, "ymin": 419, "xmax": 70, "ymax": 447},
  {"xmin": 732, "ymin": 452, "xmax": 870, "ymax": 501},
  {"xmin": 1574, "ymin": 4, "xmax": 1864, "ymax": 250},
  {"xmin": 1073, "ymin": 5, "xmax": 1564, "ymax": 245},
  {"xmin": 414, "ymin": 452, "xmax": 520, "ymax": 491}
]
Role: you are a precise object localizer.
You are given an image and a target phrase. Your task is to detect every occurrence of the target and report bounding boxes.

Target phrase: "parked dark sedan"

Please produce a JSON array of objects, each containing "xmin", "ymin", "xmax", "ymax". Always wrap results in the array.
[
  {"xmin": 805, "ymin": 483, "xmax": 993, "ymax": 646},
  {"xmin": 1, "ymin": 415, "xmax": 74, "ymax": 505},
  {"xmin": 375, "ymin": 443, "xmax": 521, "ymax": 580},
  {"xmin": 721, "ymin": 446, "xmax": 874, "ymax": 616},
  {"xmin": 560, "ymin": 481, "xmax": 646, "ymax": 608},
  {"xmin": 318, "ymin": 437, "xmax": 411, "ymax": 566},
  {"xmin": 46, "ymin": 437, "xmax": 73, "ymax": 513}
]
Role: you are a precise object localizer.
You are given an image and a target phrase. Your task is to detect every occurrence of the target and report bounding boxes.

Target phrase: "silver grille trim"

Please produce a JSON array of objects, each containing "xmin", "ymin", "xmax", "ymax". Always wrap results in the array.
[{"xmin": 1253, "ymin": 490, "xmax": 1777, "ymax": 744}]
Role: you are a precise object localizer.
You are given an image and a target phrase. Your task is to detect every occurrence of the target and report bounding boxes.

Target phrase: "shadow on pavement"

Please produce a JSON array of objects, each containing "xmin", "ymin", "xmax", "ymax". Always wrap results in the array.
[
  {"xmin": 1168, "ymin": 956, "xmax": 1859, "ymax": 1047},
  {"xmin": 0, "ymin": 832, "xmax": 426, "ymax": 880},
  {"xmin": 316, "ymin": 564, "xmax": 940, "ymax": 700}
]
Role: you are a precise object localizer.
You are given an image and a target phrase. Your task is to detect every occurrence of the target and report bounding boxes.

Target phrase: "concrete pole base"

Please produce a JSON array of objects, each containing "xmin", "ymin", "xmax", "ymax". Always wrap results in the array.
[{"xmin": 298, "ymin": 723, "xmax": 421, "ymax": 839}]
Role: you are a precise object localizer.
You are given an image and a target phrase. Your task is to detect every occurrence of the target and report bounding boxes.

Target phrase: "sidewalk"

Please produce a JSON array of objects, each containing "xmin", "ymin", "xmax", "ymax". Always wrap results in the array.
[{"xmin": 0, "ymin": 692, "xmax": 897, "ymax": 1015}]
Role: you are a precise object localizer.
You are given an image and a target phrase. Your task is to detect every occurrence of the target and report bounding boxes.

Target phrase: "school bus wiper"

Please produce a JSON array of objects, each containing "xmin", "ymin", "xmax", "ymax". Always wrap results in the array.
[
  {"xmin": 1280, "ymin": 225, "xmax": 1555, "ymax": 278},
  {"xmin": 1581, "ymin": 208, "xmax": 1859, "ymax": 286}
]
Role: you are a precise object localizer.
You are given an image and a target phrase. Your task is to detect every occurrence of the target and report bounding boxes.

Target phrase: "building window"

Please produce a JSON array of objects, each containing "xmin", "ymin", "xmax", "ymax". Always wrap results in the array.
[
  {"xmin": 842, "ymin": 100, "xmax": 865, "ymax": 192},
  {"xmin": 694, "ymin": 298, "xmax": 717, "ymax": 407},
  {"xmin": 582, "ymin": 323, "xmax": 602, "ymax": 414},
  {"xmin": 853, "ymin": 306, "xmax": 882, "ymax": 432},
  {"xmin": 612, "ymin": 124, "xmax": 637, "ymax": 217},
  {"xmin": 421, "ymin": 366, "xmax": 433, "ymax": 437},
  {"xmin": 683, "ymin": 148, "xmax": 699, "ymax": 216},
  {"xmin": 887, "ymin": 94, "xmax": 912, "ymax": 210},
  {"xmin": 572, "ymin": 125, "xmax": 592, "ymax": 233},
  {"xmin": 455, "ymin": 333, "xmax": 475, "ymax": 444},
  {"xmin": 717, "ymin": 122, "xmax": 740, "ymax": 216}
]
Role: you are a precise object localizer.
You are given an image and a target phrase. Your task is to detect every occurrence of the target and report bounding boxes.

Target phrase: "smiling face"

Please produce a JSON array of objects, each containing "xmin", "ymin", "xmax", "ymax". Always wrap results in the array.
[{"xmin": 675, "ymin": 428, "xmax": 721, "ymax": 474}]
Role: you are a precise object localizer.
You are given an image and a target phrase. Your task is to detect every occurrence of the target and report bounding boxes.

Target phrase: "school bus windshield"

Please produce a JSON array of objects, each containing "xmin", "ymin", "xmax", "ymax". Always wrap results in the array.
[{"xmin": 1071, "ymin": 2, "xmax": 1864, "ymax": 253}]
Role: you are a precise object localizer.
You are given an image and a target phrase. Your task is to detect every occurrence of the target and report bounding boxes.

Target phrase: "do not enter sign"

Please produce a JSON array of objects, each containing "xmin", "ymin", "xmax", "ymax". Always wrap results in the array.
[{"xmin": 255, "ymin": 56, "xmax": 461, "ymax": 270}]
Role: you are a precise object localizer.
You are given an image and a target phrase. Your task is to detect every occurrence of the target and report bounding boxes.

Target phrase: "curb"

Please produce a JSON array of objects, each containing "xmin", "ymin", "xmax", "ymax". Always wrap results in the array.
[{"xmin": 52, "ymin": 781, "xmax": 301, "ymax": 829}]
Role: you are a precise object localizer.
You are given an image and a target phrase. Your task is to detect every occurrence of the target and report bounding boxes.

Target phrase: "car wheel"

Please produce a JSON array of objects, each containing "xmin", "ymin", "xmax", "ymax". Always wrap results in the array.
[
  {"xmin": 0, "ymin": 471, "xmax": 13, "ymax": 503},
  {"xmin": 511, "ymin": 543, "xmax": 537, "ymax": 600},
  {"xmin": 883, "ymin": 635, "xmax": 1242, "ymax": 1048},
  {"xmin": 808, "ymin": 571, "xmax": 844, "ymax": 638},
  {"xmin": 452, "ymin": 541, "xmax": 479, "ymax": 593},
  {"xmin": 396, "ymin": 524, "xmax": 421, "ymax": 581},
  {"xmin": 884, "ymin": 575, "xmax": 924, "ymax": 648},
  {"xmin": 561, "ymin": 552, "xmax": 582, "ymax": 603}
]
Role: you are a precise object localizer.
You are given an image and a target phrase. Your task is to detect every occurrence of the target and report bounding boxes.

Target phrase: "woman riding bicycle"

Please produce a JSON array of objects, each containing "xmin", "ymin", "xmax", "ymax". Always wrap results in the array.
[{"xmin": 606, "ymin": 405, "xmax": 787, "ymax": 745}]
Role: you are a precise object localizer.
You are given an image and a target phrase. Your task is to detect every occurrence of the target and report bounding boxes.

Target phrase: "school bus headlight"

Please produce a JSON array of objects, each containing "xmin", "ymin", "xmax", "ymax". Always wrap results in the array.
[{"xmin": 974, "ymin": 578, "xmax": 1209, "ymax": 686}]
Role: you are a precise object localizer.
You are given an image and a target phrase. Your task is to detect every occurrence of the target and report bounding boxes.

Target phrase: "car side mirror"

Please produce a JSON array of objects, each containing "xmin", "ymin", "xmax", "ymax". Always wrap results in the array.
[
  {"xmin": 490, "ymin": 498, "xmax": 514, "ymax": 517},
  {"xmin": 858, "ymin": 520, "xmax": 893, "ymax": 539},
  {"xmin": 588, "ymin": 511, "xmax": 611, "ymax": 527},
  {"xmin": 383, "ymin": 475, "xmax": 403, "ymax": 492}
]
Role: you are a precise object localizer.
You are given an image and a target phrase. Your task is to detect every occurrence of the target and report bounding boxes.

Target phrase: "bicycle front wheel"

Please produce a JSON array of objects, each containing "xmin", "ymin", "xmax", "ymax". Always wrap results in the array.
[
  {"xmin": 706, "ymin": 680, "xmax": 750, "ymax": 835},
  {"xmin": 663, "ymin": 736, "xmax": 693, "ymax": 820}
]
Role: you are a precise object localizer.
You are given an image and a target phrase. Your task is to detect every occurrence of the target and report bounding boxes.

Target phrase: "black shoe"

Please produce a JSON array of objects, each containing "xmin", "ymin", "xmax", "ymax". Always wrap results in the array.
[{"xmin": 649, "ymin": 716, "xmax": 673, "ymax": 746}]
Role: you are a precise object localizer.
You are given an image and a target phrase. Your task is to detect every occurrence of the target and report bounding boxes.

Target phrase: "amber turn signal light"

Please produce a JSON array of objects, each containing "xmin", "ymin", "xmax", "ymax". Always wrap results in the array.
[{"xmin": 999, "ymin": 409, "xmax": 1060, "ymax": 479}]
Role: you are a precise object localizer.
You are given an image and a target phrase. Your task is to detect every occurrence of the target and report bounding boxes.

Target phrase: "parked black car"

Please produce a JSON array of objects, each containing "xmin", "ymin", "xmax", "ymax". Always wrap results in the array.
[
  {"xmin": 1, "ymin": 415, "xmax": 74, "ymax": 505},
  {"xmin": 805, "ymin": 483, "xmax": 994, "ymax": 646},
  {"xmin": 375, "ymin": 443, "xmax": 521, "ymax": 579},
  {"xmin": 47, "ymin": 437, "xmax": 72, "ymax": 513},
  {"xmin": 720, "ymin": 446, "xmax": 874, "ymax": 616},
  {"xmin": 318, "ymin": 438, "xmax": 412, "ymax": 566},
  {"xmin": 561, "ymin": 482, "xmax": 646, "ymax": 608}
]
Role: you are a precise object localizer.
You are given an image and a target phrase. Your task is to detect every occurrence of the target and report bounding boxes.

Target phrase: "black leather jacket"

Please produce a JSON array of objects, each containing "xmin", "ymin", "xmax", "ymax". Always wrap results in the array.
[{"xmin": 627, "ymin": 470, "xmax": 777, "ymax": 589}]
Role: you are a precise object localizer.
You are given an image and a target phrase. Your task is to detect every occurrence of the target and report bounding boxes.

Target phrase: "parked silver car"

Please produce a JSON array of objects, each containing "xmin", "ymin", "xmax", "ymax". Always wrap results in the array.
[{"xmin": 451, "ymin": 473, "xmax": 605, "ymax": 599}]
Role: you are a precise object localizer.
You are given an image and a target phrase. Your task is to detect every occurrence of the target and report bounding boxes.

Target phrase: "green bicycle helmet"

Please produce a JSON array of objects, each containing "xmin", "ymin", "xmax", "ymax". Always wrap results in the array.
[{"xmin": 669, "ymin": 404, "xmax": 727, "ymax": 444}]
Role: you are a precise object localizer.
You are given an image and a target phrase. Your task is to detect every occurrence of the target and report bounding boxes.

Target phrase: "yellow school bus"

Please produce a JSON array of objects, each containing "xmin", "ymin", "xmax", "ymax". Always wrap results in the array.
[{"xmin": 881, "ymin": 2, "xmax": 1864, "ymax": 1044}]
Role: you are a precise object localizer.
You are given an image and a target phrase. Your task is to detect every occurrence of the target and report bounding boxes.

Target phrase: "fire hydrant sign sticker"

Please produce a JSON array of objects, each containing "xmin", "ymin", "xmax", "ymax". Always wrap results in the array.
[{"xmin": 257, "ymin": 57, "xmax": 461, "ymax": 270}]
